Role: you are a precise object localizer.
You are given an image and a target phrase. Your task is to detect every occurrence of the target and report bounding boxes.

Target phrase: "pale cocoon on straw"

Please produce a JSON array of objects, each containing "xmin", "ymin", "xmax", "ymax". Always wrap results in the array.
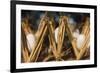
[
  {"xmin": 26, "ymin": 33, "xmax": 36, "ymax": 52},
  {"xmin": 73, "ymin": 29, "xmax": 85, "ymax": 49},
  {"xmin": 54, "ymin": 27, "xmax": 59, "ymax": 43}
]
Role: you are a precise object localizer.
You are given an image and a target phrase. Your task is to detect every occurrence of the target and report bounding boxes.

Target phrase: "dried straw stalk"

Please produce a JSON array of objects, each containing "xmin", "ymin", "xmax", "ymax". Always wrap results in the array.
[
  {"xmin": 64, "ymin": 16, "xmax": 79, "ymax": 58},
  {"xmin": 76, "ymin": 18, "xmax": 90, "ymax": 60},
  {"xmin": 57, "ymin": 17, "xmax": 65, "ymax": 56},
  {"xmin": 47, "ymin": 20, "xmax": 59, "ymax": 60}
]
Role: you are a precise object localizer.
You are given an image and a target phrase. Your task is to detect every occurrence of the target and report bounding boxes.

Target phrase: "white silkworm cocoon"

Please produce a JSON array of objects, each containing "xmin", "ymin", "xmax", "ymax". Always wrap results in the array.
[
  {"xmin": 26, "ymin": 33, "xmax": 36, "ymax": 52},
  {"xmin": 54, "ymin": 27, "xmax": 59, "ymax": 43},
  {"xmin": 73, "ymin": 29, "xmax": 85, "ymax": 49}
]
